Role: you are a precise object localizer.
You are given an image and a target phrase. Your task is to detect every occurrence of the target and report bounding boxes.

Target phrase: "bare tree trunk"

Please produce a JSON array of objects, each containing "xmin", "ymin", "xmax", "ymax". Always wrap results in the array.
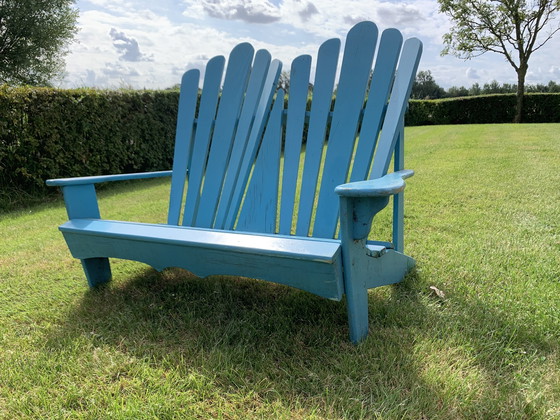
[{"xmin": 514, "ymin": 65, "xmax": 527, "ymax": 123}]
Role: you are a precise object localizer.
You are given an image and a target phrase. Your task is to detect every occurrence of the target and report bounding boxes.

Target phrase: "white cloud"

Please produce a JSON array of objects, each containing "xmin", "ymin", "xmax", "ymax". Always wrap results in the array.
[
  {"xmin": 197, "ymin": 0, "xmax": 281, "ymax": 23},
  {"xmin": 298, "ymin": 2, "xmax": 319, "ymax": 21},
  {"xmin": 550, "ymin": 66, "xmax": 560, "ymax": 77},
  {"xmin": 376, "ymin": 3, "xmax": 423, "ymax": 27},
  {"xmin": 109, "ymin": 28, "xmax": 153, "ymax": 62},
  {"xmin": 65, "ymin": 5, "xmax": 240, "ymax": 88},
  {"xmin": 63, "ymin": 0, "xmax": 560, "ymax": 90},
  {"xmin": 86, "ymin": 0, "xmax": 135, "ymax": 15},
  {"xmin": 466, "ymin": 67, "xmax": 480, "ymax": 79}
]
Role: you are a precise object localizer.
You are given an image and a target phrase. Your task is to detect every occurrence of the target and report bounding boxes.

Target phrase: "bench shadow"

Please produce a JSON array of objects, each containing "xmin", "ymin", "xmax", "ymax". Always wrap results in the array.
[{"xmin": 47, "ymin": 265, "xmax": 554, "ymax": 417}]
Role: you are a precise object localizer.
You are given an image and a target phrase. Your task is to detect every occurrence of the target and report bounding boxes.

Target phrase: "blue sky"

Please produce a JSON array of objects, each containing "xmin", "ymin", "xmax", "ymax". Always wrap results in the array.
[{"xmin": 62, "ymin": 0, "xmax": 560, "ymax": 90}]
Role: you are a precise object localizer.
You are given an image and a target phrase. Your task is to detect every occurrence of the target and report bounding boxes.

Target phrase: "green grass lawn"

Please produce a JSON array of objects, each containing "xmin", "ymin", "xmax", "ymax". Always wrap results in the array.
[{"xmin": 1, "ymin": 124, "xmax": 559, "ymax": 419}]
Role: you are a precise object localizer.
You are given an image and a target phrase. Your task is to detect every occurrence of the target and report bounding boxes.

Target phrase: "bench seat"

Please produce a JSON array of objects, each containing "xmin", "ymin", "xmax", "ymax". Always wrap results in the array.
[{"xmin": 59, "ymin": 219, "xmax": 379, "ymax": 300}]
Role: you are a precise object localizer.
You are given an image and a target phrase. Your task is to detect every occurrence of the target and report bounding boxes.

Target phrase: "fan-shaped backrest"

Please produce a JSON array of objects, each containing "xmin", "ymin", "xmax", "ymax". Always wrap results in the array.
[
  {"xmin": 167, "ymin": 43, "xmax": 282, "ymax": 227},
  {"xmin": 167, "ymin": 21, "xmax": 422, "ymax": 240}
]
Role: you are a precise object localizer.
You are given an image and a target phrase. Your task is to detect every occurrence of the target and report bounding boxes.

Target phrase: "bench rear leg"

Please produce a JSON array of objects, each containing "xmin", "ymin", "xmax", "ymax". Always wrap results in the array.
[{"xmin": 81, "ymin": 258, "xmax": 112, "ymax": 288}]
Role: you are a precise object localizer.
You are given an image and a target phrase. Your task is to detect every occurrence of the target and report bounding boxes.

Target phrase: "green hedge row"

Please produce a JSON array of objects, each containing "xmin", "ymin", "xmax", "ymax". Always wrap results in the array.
[
  {"xmin": 0, "ymin": 86, "xmax": 179, "ymax": 196},
  {"xmin": 2, "ymin": 88, "xmax": 559, "ymax": 203},
  {"xmin": 406, "ymin": 93, "xmax": 560, "ymax": 126}
]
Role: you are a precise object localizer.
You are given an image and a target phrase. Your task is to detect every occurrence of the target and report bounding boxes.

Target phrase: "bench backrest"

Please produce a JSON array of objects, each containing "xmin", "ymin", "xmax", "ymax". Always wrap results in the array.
[{"xmin": 167, "ymin": 21, "xmax": 422, "ymax": 240}]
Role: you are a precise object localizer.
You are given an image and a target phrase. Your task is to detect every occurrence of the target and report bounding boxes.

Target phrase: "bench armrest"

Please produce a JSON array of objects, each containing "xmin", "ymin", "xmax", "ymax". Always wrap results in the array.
[
  {"xmin": 336, "ymin": 170, "xmax": 414, "ymax": 240},
  {"xmin": 47, "ymin": 170, "xmax": 173, "ymax": 220},
  {"xmin": 46, "ymin": 170, "xmax": 173, "ymax": 187},
  {"xmin": 334, "ymin": 170, "xmax": 414, "ymax": 198}
]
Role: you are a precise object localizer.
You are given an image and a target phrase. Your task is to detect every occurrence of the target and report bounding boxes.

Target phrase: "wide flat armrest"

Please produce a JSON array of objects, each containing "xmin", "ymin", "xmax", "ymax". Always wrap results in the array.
[
  {"xmin": 336, "ymin": 170, "xmax": 414, "ymax": 240},
  {"xmin": 46, "ymin": 170, "xmax": 173, "ymax": 187},
  {"xmin": 335, "ymin": 170, "xmax": 414, "ymax": 198}
]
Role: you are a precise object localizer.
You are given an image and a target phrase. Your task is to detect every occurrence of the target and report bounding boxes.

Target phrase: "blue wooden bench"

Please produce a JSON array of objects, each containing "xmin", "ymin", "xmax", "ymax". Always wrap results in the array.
[{"xmin": 47, "ymin": 21, "xmax": 422, "ymax": 343}]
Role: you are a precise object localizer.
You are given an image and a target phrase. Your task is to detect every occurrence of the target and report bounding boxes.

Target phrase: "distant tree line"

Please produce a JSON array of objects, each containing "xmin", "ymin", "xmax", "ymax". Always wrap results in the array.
[
  {"xmin": 277, "ymin": 69, "xmax": 560, "ymax": 103},
  {"xmin": 412, "ymin": 70, "xmax": 560, "ymax": 100}
]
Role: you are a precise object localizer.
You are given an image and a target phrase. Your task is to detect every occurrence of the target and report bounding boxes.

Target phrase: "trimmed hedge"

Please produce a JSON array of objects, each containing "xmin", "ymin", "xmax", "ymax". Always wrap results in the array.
[
  {"xmin": 0, "ymin": 86, "xmax": 179, "ymax": 196},
  {"xmin": 1, "ymin": 87, "xmax": 559, "ymax": 203},
  {"xmin": 406, "ymin": 93, "xmax": 560, "ymax": 126}
]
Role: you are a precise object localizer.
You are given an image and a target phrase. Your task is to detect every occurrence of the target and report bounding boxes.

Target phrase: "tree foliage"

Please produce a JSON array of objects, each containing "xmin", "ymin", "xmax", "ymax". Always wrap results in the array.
[
  {"xmin": 278, "ymin": 71, "xmax": 290, "ymax": 92},
  {"xmin": 413, "ymin": 69, "xmax": 560, "ymax": 98},
  {"xmin": 277, "ymin": 71, "xmax": 314, "ymax": 95},
  {"xmin": 0, "ymin": 0, "xmax": 79, "ymax": 86},
  {"xmin": 438, "ymin": 0, "xmax": 560, "ymax": 122},
  {"xmin": 411, "ymin": 70, "xmax": 446, "ymax": 99}
]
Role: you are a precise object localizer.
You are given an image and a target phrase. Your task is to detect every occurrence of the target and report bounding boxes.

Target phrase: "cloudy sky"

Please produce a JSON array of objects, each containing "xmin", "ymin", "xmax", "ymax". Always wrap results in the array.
[{"xmin": 62, "ymin": 0, "xmax": 560, "ymax": 90}]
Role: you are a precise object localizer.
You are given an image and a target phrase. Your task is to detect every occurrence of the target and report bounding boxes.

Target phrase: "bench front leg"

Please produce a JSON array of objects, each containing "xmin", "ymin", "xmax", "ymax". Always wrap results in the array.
[
  {"xmin": 336, "ymin": 171, "xmax": 413, "ymax": 343},
  {"xmin": 47, "ymin": 171, "xmax": 173, "ymax": 288},
  {"xmin": 61, "ymin": 184, "xmax": 112, "ymax": 287},
  {"xmin": 339, "ymin": 195, "xmax": 391, "ymax": 343}
]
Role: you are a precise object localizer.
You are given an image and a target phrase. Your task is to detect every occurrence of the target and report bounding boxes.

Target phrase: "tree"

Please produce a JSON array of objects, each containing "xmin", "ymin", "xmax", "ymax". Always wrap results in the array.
[
  {"xmin": 446, "ymin": 85, "xmax": 470, "ymax": 97},
  {"xmin": 483, "ymin": 79, "xmax": 504, "ymax": 94},
  {"xmin": 0, "ymin": 0, "xmax": 79, "ymax": 86},
  {"xmin": 277, "ymin": 71, "xmax": 313, "ymax": 95},
  {"xmin": 278, "ymin": 71, "xmax": 290, "ymax": 92},
  {"xmin": 438, "ymin": 0, "xmax": 560, "ymax": 122},
  {"xmin": 467, "ymin": 82, "xmax": 480, "ymax": 96},
  {"xmin": 546, "ymin": 80, "xmax": 560, "ymax": 92},
  {"xmin": 411, "ymin": 70, "xmax": 445, "ymax": 99}
]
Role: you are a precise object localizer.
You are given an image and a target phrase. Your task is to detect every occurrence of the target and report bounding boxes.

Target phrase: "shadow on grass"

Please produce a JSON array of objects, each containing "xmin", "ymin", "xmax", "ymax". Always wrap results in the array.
[{"xmin": 47, "ymin": 265, "xmax": 554, "ymax": 417}]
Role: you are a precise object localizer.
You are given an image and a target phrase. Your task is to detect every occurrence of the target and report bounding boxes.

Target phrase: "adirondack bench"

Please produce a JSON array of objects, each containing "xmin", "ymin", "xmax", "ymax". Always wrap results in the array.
[{"xmin": 47, "ymin": 21, "xmax": 422, "ymax": 343}]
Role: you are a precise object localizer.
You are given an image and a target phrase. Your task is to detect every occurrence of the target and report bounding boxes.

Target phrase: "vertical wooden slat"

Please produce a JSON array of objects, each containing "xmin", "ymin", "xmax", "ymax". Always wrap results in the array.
[
  {"xmin": 224, "ymin": 59, "xmax": 282, "ymax": 230},
  {"xmin": 370, "ymin": 38, "xmax": 422, "ymax": 179},
  {"xmin": 194, "ymin": 43, "xmax": 255, "ymax": 228},
  {"xmin": 312, "ymin": 21, "xmax": 378, "ymax": 239},
  {"xmin": 278, "ymin": 54, "xmax": 311, "ymax": 235},
  {"xmin": 350, "ymin": 29, "xmax": 403, "ymax": 182},
  {"xmin": 167, "ymin": 69, "xmax": 200, "ymax": 225},
  {"xmin": 181, "ymin": 55, "xmax": 225, "ymax": 227},
  {"xmin": 236, "ymin": 90, "xmax": 285, "ymax": 233},
  {"xmin": 295, "ymin": 38, "xmax": 340, "ymax": 237},
  {"xmin": 393, "ymin": 119, "xmax": 405, "ymax": 252},
  {"xmin": 213, "ymin": 49, "xmax": 272, "ymax": 229}
]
